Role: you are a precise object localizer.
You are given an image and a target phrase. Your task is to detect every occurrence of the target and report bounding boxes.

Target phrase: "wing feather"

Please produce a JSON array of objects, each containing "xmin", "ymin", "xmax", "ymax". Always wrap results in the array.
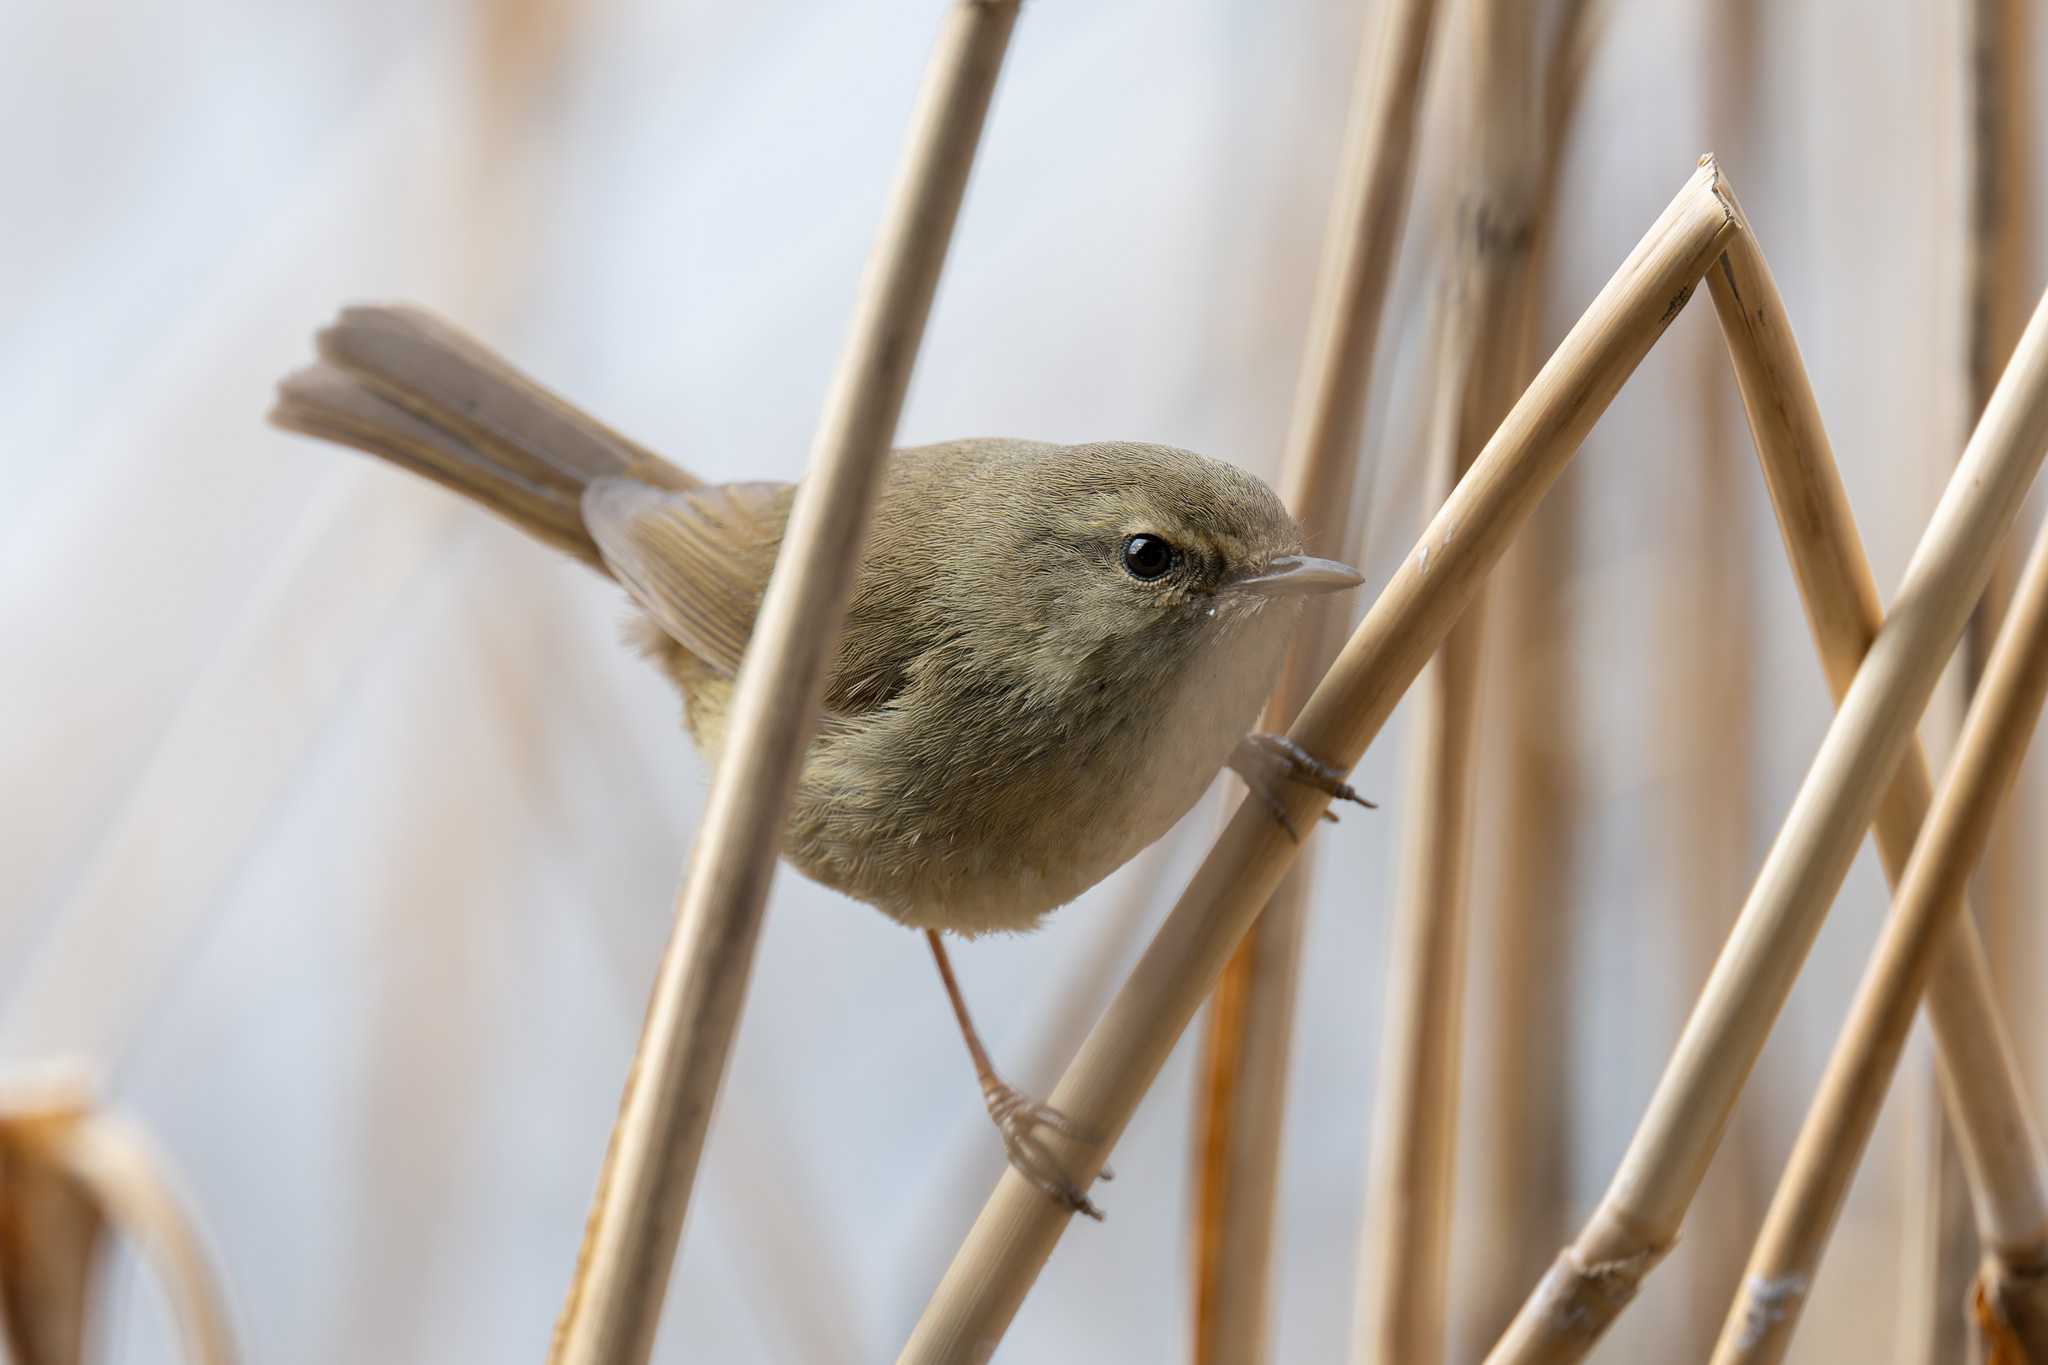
[{"xmin": 582, "ymin": 477, "xmax": 792, "ymax": 677}]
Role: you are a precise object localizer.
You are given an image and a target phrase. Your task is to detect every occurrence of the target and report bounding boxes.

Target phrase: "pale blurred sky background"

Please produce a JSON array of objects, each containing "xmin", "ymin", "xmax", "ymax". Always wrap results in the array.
[{"xmin": 2, "ymin": 1, "xmax": 2044, "ymax": 1361}]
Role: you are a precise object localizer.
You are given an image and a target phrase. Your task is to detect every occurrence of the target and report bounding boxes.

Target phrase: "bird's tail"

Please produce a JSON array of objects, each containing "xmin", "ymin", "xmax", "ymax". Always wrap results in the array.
[{"xmin": 271, "ymin": 305, "xmax": 697, "ymax": 569}]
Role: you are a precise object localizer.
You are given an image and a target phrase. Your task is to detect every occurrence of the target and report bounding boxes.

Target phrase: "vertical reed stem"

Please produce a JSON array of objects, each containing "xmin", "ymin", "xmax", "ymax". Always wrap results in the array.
[
  {"xmin": 1352, "ymin": 2, "xmax": 1559, "ymax": 1357},
  {"xmin": 548, "ymin": 8, "xmax": 1020, "ymax": 1362},
  {"xmin": 1191, "ymin": 0, "xmax": 1442, "ymax": 1358},
  {"xmin": 1960, "ymin": 0, "xmax": 2036, "ymax": 1177}
]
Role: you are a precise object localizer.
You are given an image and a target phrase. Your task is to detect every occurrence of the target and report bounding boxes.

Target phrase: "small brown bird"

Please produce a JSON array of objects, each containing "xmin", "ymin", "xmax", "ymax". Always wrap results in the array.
[{"xmin": 273, "ymin": 306, "xmax": 1368, "ymax": 1217}]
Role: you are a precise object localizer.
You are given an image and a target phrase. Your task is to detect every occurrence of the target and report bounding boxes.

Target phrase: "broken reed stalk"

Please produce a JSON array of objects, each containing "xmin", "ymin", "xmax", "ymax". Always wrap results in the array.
[
  {"xmin": 1192, "ymin": 0, "xmax": 1443, "ymax": 1358},
  {"xmin": 1694, "ymin": 197, "xmax": 2048, "ymax": 1364},
  {"xmin": 895, "ymin": 159, "xmax": 1735, "ymax": 1365},
  {"xmin": 1352, "ymin": 0, "xmax": 1566, "ymax": 1357},
  {"xmin": 547, "ymin": 7, "xmax": 1020, "ymax": 1363},
  {"xmin": 1709, "ymin": 12, "xmax": 2048, "ymax": 1358},
  {"xmin": 0, "ymin": 1083, "xmax": 237, "ymax": 1365},
  {"xmin": 1667, "ymin": 1, "xmax": 1766, "ymax": 1352},
  {"xmin": 1484, "ymin": 260, "xmax": 2048, "ymax": 1362},
  {"xmin": 1708, "ymin": 439, "xmax": 2048, "ymax": 1363}
]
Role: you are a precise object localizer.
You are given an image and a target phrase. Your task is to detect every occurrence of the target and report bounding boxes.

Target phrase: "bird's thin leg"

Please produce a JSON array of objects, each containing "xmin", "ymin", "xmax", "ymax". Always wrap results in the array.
[
  {"xmin": 925, "ymin": 930, "xmax": 1111, "ymax": 1220},
  {"xmin": 1228, "ymin": 732, "xmax": 1377, "ymax": 843}
]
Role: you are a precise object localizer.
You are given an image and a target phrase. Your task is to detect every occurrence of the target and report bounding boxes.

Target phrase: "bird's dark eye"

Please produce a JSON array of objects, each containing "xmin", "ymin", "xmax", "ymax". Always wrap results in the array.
[{"xmin": 1121, "ymin": 533, "xmax": 1175, "ymax": 581}]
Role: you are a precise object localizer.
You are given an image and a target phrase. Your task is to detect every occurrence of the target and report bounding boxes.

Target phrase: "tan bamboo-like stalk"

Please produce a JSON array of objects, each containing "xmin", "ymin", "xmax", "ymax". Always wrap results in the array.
[
  {"xmin": 1708, "ymin": 476, "xmax": 2048, "ymax": 1362},
  {"xmin": 1462, "ymin": 3, "xmax": 1604, "ymax": 1346},
  {"xmin": 1672, "ymin": 176, "xmax": 2048, "ymax": 1365},
  {"xmin": 1899, "ymin": 1096, "xmax": 1979, "ymax": 1365},
  {"xmin": 547, "ymin": 7, "xmax": 1021, "ymax": 1363},
  {"xmin": 1665, "ymin": 0, "xmax": 1764, "ymax": 1353},
  {"xmin": 1719, "ymin": 535, "xmax": 2048, "ymax": 1364},
  {"xmin": 896, "ymin": 159, "xmax": 1736, "ymax": 1365},
  {"xmin": 1190, "ymin": 0, "xmax": 1442, "ymax": 1358},
  {"xmin": 0, "ymin": 1082, "xmax": 237, "ymax": 1365},
  {"xmin": 1485, "ymin": 249, "xmax": 2048, "ymax": 1362},
  {"xmin": 1351, "ymin": 1, "xmax": 1561, "ymax": 1357},
  {"xmin": 39, "ymin": 1117, "xmax": 237, "ymax": 1365},
  {"xmin": 1958, "ymin": 5, "xmax": 2042, "ymax": 1349},
  {"xmin": 1905, "ymin": 4, "xmax": 2038, "ymax": 1352},
  {"xmin": 1961, "ymin": 0, "xmax": 2036, "ymax": 1154},
  {"xmin": 1465, "ymin": 461, "xmax": 1574, "ymax": 1351}
]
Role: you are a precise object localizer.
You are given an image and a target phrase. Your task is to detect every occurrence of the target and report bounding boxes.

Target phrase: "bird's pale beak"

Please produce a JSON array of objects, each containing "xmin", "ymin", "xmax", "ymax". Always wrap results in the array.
[{"xmin": 1227, "ymin": 554, "xmax": 1366, "ymax": 596}]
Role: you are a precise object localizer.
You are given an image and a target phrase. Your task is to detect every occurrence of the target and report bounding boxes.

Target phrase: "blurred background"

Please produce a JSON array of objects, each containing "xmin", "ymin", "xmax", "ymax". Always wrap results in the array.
[{"xmin": 1, "ymin": 0, "xmax": 2042, "ymax": 1360}]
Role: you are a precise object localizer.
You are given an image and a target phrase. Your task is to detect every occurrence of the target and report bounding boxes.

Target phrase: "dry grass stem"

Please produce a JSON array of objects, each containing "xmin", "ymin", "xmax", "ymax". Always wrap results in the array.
[
  {"xmin": 1191, "ymin": 0, "xmax": 1443, "ymax": 1357},
  {"xmin": 0, "ymin": 1078, "xmax": 236, "ymax": 1365},
  {"xmin": 1484, "ymin": 236, "xmax": 2048, "ymax": 1361},
  {"xmin": 895, "ymin": 159, "xmax": 1734, "ymax": 1365},
  {"xmin": 1351, "ymin": 0, "xmax": 1585, "ymax": 1357},
  {"xmin": 547, "ymin": 7, "xmax": 1021, "ymax": 1363},
  {"xmin": 1711, "ymin": 479, "xmax": 2048, "ymax": 1363}
]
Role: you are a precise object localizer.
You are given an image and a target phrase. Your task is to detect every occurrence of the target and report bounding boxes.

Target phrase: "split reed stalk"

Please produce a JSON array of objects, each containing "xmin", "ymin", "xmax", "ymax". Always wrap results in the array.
[
  {"xmin": 1191, "ymin": 0, "xmax": 1442, "ymax": 1358},
  {"xmin": 1351, "ymin": 1, "xmax": 1569, "ymax": 1358},
  {"xmin": 896, "ymin": 159, "xmax": 1735, "ymax": 1365},
  {"xmin": 1484, "ymin": 258, "xmax": 2048, "ymax": 1362},
  {"xmin": 547, "ymin": 7, "xmax": 1020, "ymax": 1363},
  {"xmin": 1708, "ymin": 453, "xmax": 2048, "ymax": 1365}
]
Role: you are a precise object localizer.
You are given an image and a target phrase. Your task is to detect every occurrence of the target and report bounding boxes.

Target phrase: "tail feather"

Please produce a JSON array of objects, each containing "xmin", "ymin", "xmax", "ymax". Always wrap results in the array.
[{"xmin": 271, "ymin": 305, "xmax": 695, "ymax": 569}]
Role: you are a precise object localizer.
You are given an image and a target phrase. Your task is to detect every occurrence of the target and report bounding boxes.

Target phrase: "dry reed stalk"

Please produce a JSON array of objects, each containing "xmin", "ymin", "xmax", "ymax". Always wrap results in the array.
[
  {"xmin": 1190, "ymin": 0, "xmax": 1442, "ymax": 1358},
  {"xmin": 1351, "ymin": 0, "xmax": 1571, "ymax": 1357},
  {"xmin": 896, "ymin": 159, "xmax": 1736, "ymax": 1365},
  {"xmin": 1904, "ymin": 4, "xmax": 2039, "ymax": 1351},
  {"xmin": 0, "ymin": 1078, "xmax": 236, "ymax": 1365},
  {"xmin": 1899, "ymin": 1097, "xmax": 1980, "ymax": 1365},
  {"xmin": 1665, "ymin": 0, "xmax": 1766, "ymax": 1351},
  {"xmin": 1484, "ymin": 246, "xmax": 2048, "ymax": 1363},
  {"xmin": 1465, "ymin": 478, "xmax": 1575, "ymax": 1350},
  {"xmin": 1961, "ymin": 0, "xmax": 2036, "ymax": 1122},
  {"xmin": 1707, "ymin": 495, "xmax": 2048, "ymax": 1363},
  {"xmin": 547, "ymin": 7, "xmax": 1020, "ymax": 1363},
  {"xmin": 1687, "ymin": 181, "xmax": 2048, "ymax": 1365},
  {"xmin": 1462, "ymin": 3, "xmax": 1605, "ymax": 1345},
  {"xmin": 1958, "ymin": 5, "xmax": 2044, "ymax": 1349}
]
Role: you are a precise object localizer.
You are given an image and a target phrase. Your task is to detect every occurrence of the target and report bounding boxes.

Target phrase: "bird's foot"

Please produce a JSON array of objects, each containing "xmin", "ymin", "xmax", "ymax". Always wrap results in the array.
[
  {"xmin": 1229, "ymin": 732, "xmax": 1376, "ymax": 842},
  {"xmin": 981, "ymin": 1075, "xmax": 1113, "ymax": 1220}
]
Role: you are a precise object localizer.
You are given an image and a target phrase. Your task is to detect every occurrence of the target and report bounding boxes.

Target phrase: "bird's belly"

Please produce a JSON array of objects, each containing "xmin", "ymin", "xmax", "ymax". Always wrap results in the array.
[{"xmin": 844, "ymin": 618, "xmax": 1287, "ymax": 936}]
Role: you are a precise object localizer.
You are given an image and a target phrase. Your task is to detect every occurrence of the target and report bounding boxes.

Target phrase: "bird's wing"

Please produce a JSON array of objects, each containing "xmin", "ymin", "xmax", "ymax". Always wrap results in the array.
[{"xmin": 582, "ymin": 476, "xmax": 793, "ymax": 678}]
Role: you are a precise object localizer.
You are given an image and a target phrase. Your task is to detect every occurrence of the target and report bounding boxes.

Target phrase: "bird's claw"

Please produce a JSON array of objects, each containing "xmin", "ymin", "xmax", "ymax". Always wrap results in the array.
[
  {"xmin": 1229, "ymin": 732, "xmax": 1375, "ymax": 841},
  {"xmin": 982, "ymin": 1077, "xmax": 1110, "ymax": 1220}
]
